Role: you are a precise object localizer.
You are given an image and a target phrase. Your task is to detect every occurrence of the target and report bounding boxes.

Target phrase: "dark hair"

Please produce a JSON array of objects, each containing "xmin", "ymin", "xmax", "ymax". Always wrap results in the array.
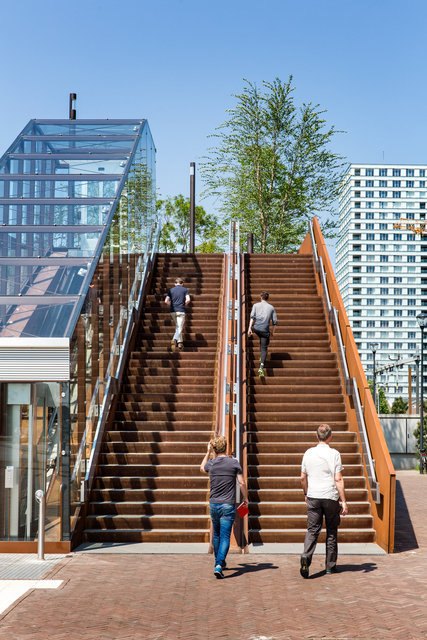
[
  {"xmin": 260, "ymin": 291, "xmax": 269, "ymax": 300},
  {"xmin": 317, "ymin": 424, "xmax": 332, "ymax": 441}
]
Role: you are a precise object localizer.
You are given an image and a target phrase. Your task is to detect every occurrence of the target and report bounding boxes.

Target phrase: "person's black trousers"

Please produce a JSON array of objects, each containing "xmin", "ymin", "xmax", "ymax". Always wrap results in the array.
[
  {"xmin": 303, "ymin": 497, "xmax": 341, "ymax": 571},
  {"xmin": 254, "ymin": 329, "xmax": 270, "ymax": 364}
]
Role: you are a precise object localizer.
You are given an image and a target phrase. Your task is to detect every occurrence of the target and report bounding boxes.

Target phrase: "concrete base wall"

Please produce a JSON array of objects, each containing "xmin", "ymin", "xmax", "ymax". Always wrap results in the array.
[
  {"xmin": 379, "ymin": 414, "xmax": 419, "ymax": 470},
  {"xmin": 390, "ymin": 453, "xmax": 417, "ymax": 470}
]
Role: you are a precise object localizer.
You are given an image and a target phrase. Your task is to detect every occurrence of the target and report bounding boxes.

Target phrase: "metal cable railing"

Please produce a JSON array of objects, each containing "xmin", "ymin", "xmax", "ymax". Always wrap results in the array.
[{"xmin": 309, "ymin": 220, "xmax": 380, "ymax": 503}]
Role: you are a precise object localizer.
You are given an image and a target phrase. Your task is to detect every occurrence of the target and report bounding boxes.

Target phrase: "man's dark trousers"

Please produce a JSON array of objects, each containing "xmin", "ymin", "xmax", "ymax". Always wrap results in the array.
[
  {"xmin": 254, "ymin": 329, "xmax": 270, "ymax": 364},
  {"xmin": 303, "ymin": 498, "xmax": 341, "ymax": 571}
]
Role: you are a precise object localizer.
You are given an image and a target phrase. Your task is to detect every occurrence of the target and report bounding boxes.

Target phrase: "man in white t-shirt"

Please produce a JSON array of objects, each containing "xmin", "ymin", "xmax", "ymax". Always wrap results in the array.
[{"xmin": 300, "ymin": 424, "xmax": 348, "ymax": 578}]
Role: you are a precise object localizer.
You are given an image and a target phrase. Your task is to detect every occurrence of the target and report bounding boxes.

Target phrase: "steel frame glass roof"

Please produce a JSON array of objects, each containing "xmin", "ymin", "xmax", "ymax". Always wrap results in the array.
[{"xmin": 0, "ymin": 119, "xmax": 155, "ymax": 338}]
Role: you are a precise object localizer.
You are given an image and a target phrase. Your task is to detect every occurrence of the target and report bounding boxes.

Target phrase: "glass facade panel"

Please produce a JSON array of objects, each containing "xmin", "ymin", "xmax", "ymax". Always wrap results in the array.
[{"xmin": 0, "ymin": 119, "xmax": 156, "ymax": 338}]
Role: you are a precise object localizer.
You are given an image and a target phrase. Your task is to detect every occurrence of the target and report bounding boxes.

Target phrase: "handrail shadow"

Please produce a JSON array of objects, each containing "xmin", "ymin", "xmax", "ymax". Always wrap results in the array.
[{"xmin": 393, "ymin": 479, "xmax": 418, "ymax": 552}]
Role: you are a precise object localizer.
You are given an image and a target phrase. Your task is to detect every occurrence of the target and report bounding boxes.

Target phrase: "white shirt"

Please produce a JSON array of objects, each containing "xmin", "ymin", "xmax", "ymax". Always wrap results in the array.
[{"xmin": 301, "ymin": 443, "xmax": 344, "ymax": 500}]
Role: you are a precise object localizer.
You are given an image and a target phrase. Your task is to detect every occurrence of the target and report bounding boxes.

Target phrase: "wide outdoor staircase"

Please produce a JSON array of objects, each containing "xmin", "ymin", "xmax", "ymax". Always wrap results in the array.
[
  {"xmin": 245, "ymin": 254, "xmax": 375, "ymax": 544},
  {"xmin": 82, "ymin": 254, "xmax": 223, "ymax": 543}
]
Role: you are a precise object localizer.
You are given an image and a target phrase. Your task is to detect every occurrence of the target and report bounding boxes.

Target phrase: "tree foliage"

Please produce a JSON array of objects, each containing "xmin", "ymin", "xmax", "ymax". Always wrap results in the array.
[
  {"xmin": 157, "ymin": 195, "xmax": 222, "ymax": 253},
  {"xmin": 413, "ymin": 401, "xmax": 427, "ymax": 464},
  {"xmin": 369, "ymin": 379, "xmax": 390, "ymax": 414},
  {"xmin": 390, "ymin": 396, "xmax": 409, "ymax": 415},
  {"xmin": 201, "ymin": 77, "xmax": 346, "ymax": 253},
  {"xmin": 108, "ymin": 162, "xmax": 155, "ymax": 254}
]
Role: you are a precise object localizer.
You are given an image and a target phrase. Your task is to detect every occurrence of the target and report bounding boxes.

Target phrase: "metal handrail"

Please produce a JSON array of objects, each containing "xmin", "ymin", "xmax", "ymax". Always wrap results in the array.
[
  {"xmin": 309, "ymin": 220, "xmax": 380, "ymax": 503},
  {"xmin": 221, "ymin": 227, "xmax": 232, "ymax": 436},
  {"xmin": 221, "ymin": 221, "xmax": 241, "ymax": 462},
  {"xmin": 75, "ymin": 220, "xmax": 162, "ymax": 504},
  {"xmin": 235, "ymin": 223, "xmax": 241, "ymax": 463}
]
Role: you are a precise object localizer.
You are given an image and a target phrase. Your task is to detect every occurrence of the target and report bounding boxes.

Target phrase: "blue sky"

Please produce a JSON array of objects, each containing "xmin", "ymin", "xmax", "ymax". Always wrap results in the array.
[{"xmin": 1, "ymin": 0, "xmax": 427, "ymax": 259}]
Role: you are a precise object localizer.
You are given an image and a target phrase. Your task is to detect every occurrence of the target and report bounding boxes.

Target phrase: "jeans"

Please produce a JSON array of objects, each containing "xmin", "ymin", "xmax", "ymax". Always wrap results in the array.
[
  {"xmin": 210, "ymin": 503, "xmax": 236, "ymax": 567},
  {"xmin": 170, "ymin": 311, "xmax": 186, "ymax": 343},
  {"xmin": 303, "ymin": 497, "xmax": 341, "ymax": 571},
  {"xmin": 254, "ymin": 329, "xmax": 270, "ymax": 364}
]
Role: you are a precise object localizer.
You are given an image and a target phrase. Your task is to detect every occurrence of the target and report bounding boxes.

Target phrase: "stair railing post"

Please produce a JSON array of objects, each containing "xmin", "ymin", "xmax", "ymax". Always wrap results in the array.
[{"xmin": 190, "ymin": 162, "xmax": 195, "ymax": 253}]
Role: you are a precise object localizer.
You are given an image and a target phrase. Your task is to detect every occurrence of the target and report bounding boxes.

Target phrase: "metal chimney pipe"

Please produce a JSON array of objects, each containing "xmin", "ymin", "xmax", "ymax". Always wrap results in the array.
[
  {"xmin": 69, "ymin": 93, "xmax": 77, "ymax": 120},
  {"xmin": 247, "ymin": 233, "xmax": 253, "ymax": 253}
]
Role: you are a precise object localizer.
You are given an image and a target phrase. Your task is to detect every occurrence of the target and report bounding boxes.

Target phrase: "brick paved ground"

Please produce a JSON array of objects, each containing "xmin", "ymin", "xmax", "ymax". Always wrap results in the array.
[{"xmin": 0, "ymin": 470, "xmax": 426, "ymax": 640}]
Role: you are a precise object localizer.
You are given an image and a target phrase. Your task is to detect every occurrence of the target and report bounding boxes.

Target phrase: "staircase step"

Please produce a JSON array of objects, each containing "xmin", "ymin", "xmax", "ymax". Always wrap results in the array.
[
  {"xmin": 85, "ymin": 515, "xmax": 211, "ymax": 529},
  {"xmin": 248, "ymin": 502, "xmax": 371, "ymax": 516},
  {"xmin": 83, "ymin": 530, "xmax": 210, "ymax": 543},
  {"xmin": 102, "ymin": 442, "xmax": 211, "ymax": 453},
  {"xmin": 249, "ymin": 529, "xmax": 376, "ymax": 543},
  {"xmin": 84, "ymin": 253, "xmax": 222, "ymax": 544},
  {"xmin": 248, "ymin": 514, "xmax": 373, "ymax": 528},
  {"xmin": 249, "ymin": 488, "xmax": 369, "ymax": 502},
  {"xmin": 88, "ymin": 502, "xmax": 211, "ymax": 516},
  {"xmin": 247, "ymin": 465, "xmax": 363, "ymax": 477},
  {"xmin": 93, "ymin": 477, "xmax": 210, "ymax": 490}
]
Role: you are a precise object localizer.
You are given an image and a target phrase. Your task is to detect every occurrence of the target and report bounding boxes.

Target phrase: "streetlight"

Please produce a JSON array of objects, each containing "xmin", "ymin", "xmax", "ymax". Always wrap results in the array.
[
  {"xmin": 369, "ymin": 343, "xmax": 379, "ymax": 413},
  {"xmin": 416, "ymin": 312, "xmax": 427, "ymax": 473}
]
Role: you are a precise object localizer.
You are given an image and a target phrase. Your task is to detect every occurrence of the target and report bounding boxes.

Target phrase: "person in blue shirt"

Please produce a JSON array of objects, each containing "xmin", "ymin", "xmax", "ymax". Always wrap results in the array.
[{"xmin": 164, "ymin": 277, "xmax": 190, "ymax": 351}]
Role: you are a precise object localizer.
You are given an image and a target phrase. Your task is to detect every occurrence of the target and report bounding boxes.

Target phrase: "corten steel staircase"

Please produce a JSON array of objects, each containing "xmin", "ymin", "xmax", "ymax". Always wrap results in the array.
[
  {"xmin": 82, "ymin": 253, "xmax": 223, "ymax": 543},
  {"xmin": 244, "ymin": 253, "xmax": 375, "ymax": 544}
]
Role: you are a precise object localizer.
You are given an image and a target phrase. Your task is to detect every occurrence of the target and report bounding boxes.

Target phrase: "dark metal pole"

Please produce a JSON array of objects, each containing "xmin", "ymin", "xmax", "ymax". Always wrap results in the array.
[
  {"xmin": 190, "ymin": 162, "xmax": 195, "ymax": 253},
  {"xmin": 69, "ymin": 93, "xmax": 77, "ymax": 120},
  {"xmin": 247, "ymin": 233, "xmax": 253, "ymax": 254},
  {"xmin": 373, "ymin": 349, "xmax": 377, "ymax": 413},
  {"xmin": 61, "ymin": 383, "xmax": 71, "ymax": 540},
  {"xmin": 416, "ymin": 355, "xmax": 420, "ymax": 412},
  {"xmin": 420, "ymin": 328, "xmax": 424, "ymax": 473}
]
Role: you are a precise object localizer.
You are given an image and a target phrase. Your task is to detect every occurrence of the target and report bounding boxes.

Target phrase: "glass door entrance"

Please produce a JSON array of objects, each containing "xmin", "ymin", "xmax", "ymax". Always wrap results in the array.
[{"xmin": 0, "ymin": 382, "xmax": 62, "ymax": 541}]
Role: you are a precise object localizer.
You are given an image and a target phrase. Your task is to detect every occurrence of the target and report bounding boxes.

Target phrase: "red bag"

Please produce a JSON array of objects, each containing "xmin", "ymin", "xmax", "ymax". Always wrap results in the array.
[{"xmin": 237, "ymin": 501, "xmax": 249, "ymax": 517}]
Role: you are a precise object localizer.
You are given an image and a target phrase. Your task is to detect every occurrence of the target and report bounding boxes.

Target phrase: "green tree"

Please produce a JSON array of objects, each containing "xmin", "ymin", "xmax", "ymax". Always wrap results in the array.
[
  {"xmin": 390, "ymin": 396, "xmax": 408, "ymax": 414},
  {"xmin": 108, "ymin": 162, "xmax": 155, "ymax": 254},
  {"xmin": 201, "ymin": 76, "xmax": 346, "ymax": 253},
  {"xmin": 157, "ymin": 195, "xmax": 222, "ymax": 253},
  {"xmin": 413, "ymin": 400, "xmax": 427, "ymax": 463},
  {"xmin": 378, "ymin": 387, "xmax": 390, "ymax": 414},
  {"xmin": 369, "ymin": 379, "xmax": 390, "ymax": 414}
]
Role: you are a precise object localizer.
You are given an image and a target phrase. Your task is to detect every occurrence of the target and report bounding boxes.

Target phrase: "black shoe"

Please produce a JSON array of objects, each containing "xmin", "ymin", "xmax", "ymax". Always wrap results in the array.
[
  {"xmin": 300, "ymin": 554, "xmax": 309, "ymax": 579},
  {"xmin": 326, "ymin": 566, "xmax": 337, "ymax": 575}
]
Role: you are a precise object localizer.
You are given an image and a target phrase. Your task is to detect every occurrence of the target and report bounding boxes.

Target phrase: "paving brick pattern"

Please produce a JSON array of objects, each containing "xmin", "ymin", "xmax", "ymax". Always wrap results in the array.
[{"xmin": 0, "ymin": 471, "xmax": 426, "ymax": 640}]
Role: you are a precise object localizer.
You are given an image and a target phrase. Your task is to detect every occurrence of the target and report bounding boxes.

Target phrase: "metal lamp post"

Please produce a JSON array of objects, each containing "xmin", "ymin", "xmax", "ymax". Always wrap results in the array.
[
  {"xmin": 416, "ymin": 313, "xmax": 427, "ymax": 473},
  {"xmin": 369, "ymin": 343, "xmax": 379, "ymax": 413}
]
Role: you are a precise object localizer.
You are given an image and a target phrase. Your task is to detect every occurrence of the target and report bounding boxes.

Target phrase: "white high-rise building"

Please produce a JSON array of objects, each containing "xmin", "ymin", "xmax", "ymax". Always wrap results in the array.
[{"xmin": 336, "ymin": 163, "xmax": 427, "ymax": 407}]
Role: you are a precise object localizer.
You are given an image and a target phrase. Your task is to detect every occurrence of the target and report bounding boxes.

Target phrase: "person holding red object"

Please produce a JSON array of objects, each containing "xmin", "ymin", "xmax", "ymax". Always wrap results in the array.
[{"xmin": 200, "ymin": 436, "xmax": 248, "ymax": 579}]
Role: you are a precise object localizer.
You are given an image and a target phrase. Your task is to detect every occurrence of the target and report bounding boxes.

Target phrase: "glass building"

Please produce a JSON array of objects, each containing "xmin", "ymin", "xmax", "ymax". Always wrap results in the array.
[{"xmin": 0, "ymin": 119, "xmax": 156, "ymax": 549}]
